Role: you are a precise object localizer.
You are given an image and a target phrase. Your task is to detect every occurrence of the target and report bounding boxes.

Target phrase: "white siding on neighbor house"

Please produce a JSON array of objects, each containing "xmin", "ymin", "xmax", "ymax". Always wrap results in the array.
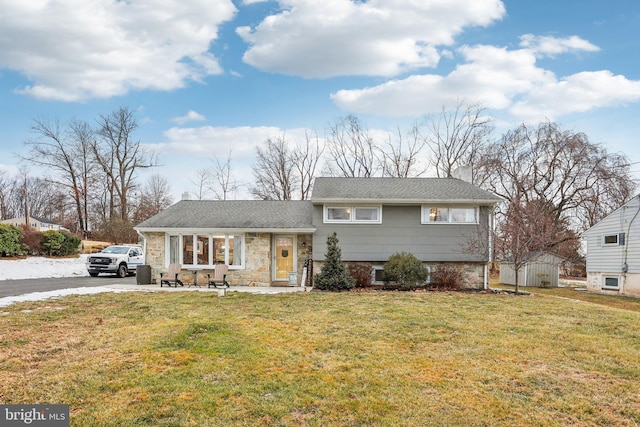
[{"xmin": 583, "ymin": 196, "xmax": 640, "ymax": 275}]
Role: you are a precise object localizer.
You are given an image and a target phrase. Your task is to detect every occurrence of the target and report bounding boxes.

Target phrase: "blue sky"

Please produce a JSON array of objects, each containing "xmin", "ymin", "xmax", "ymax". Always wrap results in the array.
[{"xmin": 1, "ymin": 0, "xmax": 639, "ymax": 200}]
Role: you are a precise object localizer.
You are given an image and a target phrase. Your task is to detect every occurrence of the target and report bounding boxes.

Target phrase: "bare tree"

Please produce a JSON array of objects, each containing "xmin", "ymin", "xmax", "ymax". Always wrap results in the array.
[
  {"xmin": 251, "ymin": 135, "xmax": 297, "ymax": 200},
  {"xmin": 133, "ymin": 174, "xmax": 173, "ymax": 223},
  {"xmin": 423, "ymin": 100, "xmax": 493, "ymax": 183},
  {"xmin": 324, "ymin": 115, "xmax": 380, "ymax": 177},
  {"xmin": 495, "ymin": 199, "xmax": 574, "ymax": 294},
  {"xmin": 209, "ymin": 149, "xmax": 239, "ymax": 200},
  {"xmin": 292, "ymin": 131, "xmax": 324, "ymax": 200},
  {"xmin": 0, "ymin": 170, "xmax": 9, "ymax": 219},
  {"xmin": 190, "ymin": 168, "xmax": 212, "ymax": 200},
  {"xmin": 20, "ymin": 118, "xmax": 96, "ymax": 236},
  {"xmin": 381, "ymin": 124, "xmax": 426, "ymax": 178},
  {"xmin": 482, "ymin": 121, "xmax": 636, "ymax": 231},
  {"xmin": 92, "ymin": 107, "xmax": 157, "ymax": 222}
]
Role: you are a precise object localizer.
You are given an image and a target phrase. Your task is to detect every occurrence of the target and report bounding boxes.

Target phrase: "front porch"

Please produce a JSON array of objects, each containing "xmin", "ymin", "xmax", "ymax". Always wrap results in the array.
[{"xmin": 143, "ymin": 231, "xmax": 313, "ymax": 287}]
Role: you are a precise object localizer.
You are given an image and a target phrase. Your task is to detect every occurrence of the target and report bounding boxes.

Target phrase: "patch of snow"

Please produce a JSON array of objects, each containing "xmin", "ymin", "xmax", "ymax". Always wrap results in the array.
[
  {"xmin": 0, "ymin": 286, "xmax": 134, "ymax": 308},
  {"xmin": 0, "ymin": 255, "xmax": 90, "ymax": 280}
]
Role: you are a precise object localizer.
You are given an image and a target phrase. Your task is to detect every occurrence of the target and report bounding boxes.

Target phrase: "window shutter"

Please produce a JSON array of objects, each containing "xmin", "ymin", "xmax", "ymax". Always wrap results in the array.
[{"xmin": 619, "ymin": 233, "xmax": 626, "ymax": 246}]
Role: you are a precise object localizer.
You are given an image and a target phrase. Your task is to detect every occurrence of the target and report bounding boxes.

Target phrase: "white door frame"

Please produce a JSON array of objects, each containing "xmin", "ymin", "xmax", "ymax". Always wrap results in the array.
[{"xmin": 272, "ymin": 235, "xmax": 297, "ymax": 282}]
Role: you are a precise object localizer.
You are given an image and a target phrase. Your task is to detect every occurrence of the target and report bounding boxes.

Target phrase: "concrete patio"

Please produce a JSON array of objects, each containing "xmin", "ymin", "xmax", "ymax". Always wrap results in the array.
[{"xmin": 102, "ymin": 283, "xmax": 310, "ymax": 295}]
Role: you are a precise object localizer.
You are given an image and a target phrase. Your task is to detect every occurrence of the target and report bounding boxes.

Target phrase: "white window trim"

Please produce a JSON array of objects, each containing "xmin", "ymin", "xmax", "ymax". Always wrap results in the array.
[
  {"xmin": 602, "ymin": 276, "xmax": 620, "ymax": 290},
  {"xmin": 603, "ymin": 234, "xmax": 620, "ymax": 246},
  {"xmin": 324, "ymin": 205, "xmax": 382, "ymax": 224},
  {"xmin": 421, "ymin": 205, "xmax": 479, "ymax": 224},
  {"xmin": 166, "ymin": 233, "xmax": 245, "ymax": 269}
]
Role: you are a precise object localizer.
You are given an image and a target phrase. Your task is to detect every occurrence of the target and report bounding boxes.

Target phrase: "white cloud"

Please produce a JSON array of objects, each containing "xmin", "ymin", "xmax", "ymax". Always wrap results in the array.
[
  {"xmin": 511, "ymin": 70, "xmax": 640, "ymax": 120},
  {"xmin": 158, "ymin": 125, "xmax": 316, "ymax": 198},
  {"xmin": 330, "ymin": 36, "xmax": 640, "ymax": 121},
  {"xmin": 171, "ymin": 110, "xmax": 207, "ymax": 125},
  {"xmin": 0, "ymin": 0, "xmax": 237, "ymax": 101},
  {"xmin": 519, "ymin": 34, "xmax": 600, "ymax": 57},
  {"xmin": 237, "ymin": 0, "xmax": 505, "ymax": 77}
]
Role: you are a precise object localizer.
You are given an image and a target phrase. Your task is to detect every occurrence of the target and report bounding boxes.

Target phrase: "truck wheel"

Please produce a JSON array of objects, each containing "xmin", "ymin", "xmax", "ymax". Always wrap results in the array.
[
  {"xmin": 117, "ymin": 264, "xmax": 128, "ymax": 278},
  {"xmin": 89, "ymin": 272, "xmax": 99, "ymax": 277}
]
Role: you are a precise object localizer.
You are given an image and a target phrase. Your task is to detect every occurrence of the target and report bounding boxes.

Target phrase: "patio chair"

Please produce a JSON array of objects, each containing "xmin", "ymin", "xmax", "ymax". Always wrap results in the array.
[
  {"xmin": 160, "ymin": 263, "xmax": 185, "ymax": 287},
  {"xmin": 207, "ymin": 264, "xmax": 230, "ymax": 288}
]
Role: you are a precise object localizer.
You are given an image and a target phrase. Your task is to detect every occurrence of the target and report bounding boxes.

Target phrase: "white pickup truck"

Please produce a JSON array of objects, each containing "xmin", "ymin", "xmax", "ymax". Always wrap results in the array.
[{"xmin": 86, "ymin": 244, "xmax": 144, "ymax": 278}]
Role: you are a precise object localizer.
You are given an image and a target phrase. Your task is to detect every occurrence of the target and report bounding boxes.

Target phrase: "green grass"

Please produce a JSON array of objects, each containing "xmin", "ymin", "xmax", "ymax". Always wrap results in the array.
[
  {"xmin": 492, "ymin": 282, "xmax": 640, "ymax": 313},
  {"xmin": 1, "ymin": 290, "xmax": 639, "ymax": 426}
]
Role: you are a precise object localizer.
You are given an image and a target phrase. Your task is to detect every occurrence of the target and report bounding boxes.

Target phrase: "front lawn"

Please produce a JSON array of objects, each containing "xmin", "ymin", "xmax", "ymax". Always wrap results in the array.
[{"xmin": 1, "ymin": 291, "xmax": 639, "ymax": 426}]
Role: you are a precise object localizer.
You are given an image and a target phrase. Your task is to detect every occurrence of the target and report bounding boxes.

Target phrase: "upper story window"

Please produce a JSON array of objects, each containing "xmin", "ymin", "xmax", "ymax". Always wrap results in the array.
[
  {"xmin": 422, "ymin": 206, "xmax": 478, "ymax": 224},
  {"xmin": 324, "ymin": 206, "xmax": 382, "ymax": 224}
]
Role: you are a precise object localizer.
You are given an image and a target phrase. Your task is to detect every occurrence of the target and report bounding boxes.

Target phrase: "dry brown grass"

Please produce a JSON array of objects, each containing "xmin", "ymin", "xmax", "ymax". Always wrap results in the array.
[
  {"xmin": 80, "ymin": 240, "xmax": 112, "ymax": 254},
  {"xmin": 1, "ymin": 291, "xmax": 639, "ymax": 426}
]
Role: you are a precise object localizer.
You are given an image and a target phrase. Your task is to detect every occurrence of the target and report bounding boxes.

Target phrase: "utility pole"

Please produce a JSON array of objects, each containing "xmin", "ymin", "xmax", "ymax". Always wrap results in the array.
[{"xmin": 23, "ymin": 173, "xmax": 30, "ymax": 229}]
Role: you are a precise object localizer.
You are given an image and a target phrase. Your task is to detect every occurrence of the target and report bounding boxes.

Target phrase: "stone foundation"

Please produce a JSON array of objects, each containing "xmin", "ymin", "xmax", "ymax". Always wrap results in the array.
[{"xmin": 313, "ymin": 260, "xmax": 487, "ymax": 289}]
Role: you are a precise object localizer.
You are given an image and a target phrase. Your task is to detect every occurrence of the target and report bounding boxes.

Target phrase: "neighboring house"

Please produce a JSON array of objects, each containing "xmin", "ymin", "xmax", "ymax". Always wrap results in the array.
[
  {"xmin": 0, "ymin": 216, "xmax": 67, "ymax": 232},
  {"xmin": 499, "ymin": 252, "xmax": 564, "ymax": 288},
  {"xmin": 134, "ymin": 177, "xmax": 501, "ymax": 288},
  {"xmin": 582, "ymin": 195, "xmax": 640, "ymax": 296}
]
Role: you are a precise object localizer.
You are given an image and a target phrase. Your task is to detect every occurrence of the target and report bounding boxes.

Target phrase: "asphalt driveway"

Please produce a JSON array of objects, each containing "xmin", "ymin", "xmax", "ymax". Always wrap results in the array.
[{"xmin": 0, "ymin": 275, "xmax": 137, "ymax": 298}]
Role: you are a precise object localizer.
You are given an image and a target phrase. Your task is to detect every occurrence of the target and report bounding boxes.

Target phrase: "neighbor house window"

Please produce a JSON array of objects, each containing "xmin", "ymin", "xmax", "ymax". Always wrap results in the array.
[
  {"xmin": 603, "ymin": 233, "xmax": 624, "ymax": 246},
  {"xmin": 422, "ymin": 206, "xmax": 477, "ymax": 224},
  {"xmin": 169, "ymin": 233, "xmax": 244, "ymax": 268},
  {"xmin": 603, "ymin": 276, "xmax": 619, "ymax": 290},
  {"xmin": 324, "ymin": 206, "xmax": 382, "ymax": 224}
]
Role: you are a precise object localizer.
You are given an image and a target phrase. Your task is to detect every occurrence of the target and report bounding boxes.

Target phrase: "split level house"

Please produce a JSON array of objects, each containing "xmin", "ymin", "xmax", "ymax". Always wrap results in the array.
[
  {"xmin": 134, "ymin": 177, "xmax": 502, "ymax": 289},
  {"xmin": 582, "ymin": 194, "xmax": 640, "ymax": 296}
]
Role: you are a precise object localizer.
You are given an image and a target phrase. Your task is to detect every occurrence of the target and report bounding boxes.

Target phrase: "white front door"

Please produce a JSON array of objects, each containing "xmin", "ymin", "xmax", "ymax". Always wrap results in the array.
[{"xmin": 273, "ymin": 236, "xmax": 295, "ymax": 282}]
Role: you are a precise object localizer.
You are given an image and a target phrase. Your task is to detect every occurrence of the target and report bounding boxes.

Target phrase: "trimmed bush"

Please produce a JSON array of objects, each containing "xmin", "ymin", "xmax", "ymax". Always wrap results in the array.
[
  {"xmin": 41, "ymin": 230, "xmax": 81, "ymax": 256},
  {"xmin": 383, "ymin": 252, "xmax": 429, "ymax": 290},
  {"xmin": 41, "ymin": 230, "xmax": 65, "ymax": 256},
  {"xmin": 0, "ymin": 224, "xmax": 24, "ymax": 257},
  {"xmin": 348, "ymin": 263, "xmax": 373, "ymax": 288},
  {"xmin": 60, "ymin": 231, "xmax": 81, "ymax": 256},
  {"xmin": 20, "ymin": 226, "xmax": 43, "ymax": 255},
  {"xmin": 314, "ymin": 233, "xmax": 355, "ymax": 291},
  {"xmin": 429, "ymin": 265, "xmax": 467, "ymax": 290}
]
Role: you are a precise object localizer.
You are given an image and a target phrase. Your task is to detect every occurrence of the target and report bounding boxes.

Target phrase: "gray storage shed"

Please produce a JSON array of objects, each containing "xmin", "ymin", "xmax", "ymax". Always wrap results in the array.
[{"xmin": 500, "ymin": 252, "xmax": 564, "ymax": 287}]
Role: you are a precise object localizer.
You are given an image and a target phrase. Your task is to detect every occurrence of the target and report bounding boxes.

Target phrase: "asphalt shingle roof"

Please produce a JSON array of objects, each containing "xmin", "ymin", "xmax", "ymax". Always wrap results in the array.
[
  {"xmin": 135, "ymin": 200, "xmax": 314, "ymax": 230},
  {"xmin": 311, "ymin": 177, "xmax": 501, "ymax": 204}
]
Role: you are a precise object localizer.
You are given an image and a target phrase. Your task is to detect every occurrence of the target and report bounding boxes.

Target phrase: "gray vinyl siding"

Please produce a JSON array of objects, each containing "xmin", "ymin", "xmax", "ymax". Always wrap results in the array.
[
  {"xmin": 312, "ymin": 204, "xmax": 490, "ymax": 263},
  {"xmin": 583, "ymin": 196, "xmax": 640, "ymax": 274}
]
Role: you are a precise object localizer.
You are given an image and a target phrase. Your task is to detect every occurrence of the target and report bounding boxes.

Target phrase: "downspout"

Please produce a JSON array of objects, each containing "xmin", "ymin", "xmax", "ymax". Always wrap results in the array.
[
  {"xmin": 485, "ymin": 206, "xmax": 495, "ymax": 290},
  {"xmin": 483, "ymin": 264, "xmax": 488, "ymax": 290}
]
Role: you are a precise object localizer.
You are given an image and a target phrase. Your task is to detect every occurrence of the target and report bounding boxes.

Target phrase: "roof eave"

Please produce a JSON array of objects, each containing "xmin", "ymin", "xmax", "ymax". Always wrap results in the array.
[
  {"xmin": 311, "ymin": 198, "xmax": 501, "ymax": 205},
  {"xmin": 135, "ymin": 226, "xmax": 316, "ymax": 234}
]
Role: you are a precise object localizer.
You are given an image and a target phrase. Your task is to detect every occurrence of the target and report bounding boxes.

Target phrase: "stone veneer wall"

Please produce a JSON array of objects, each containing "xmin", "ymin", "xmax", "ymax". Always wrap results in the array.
[
  {"xmin": 144, "ymin": 232, "xmax": 166, "ymax": 282},
  {"xmin": 232, "ymin": 232, "xmax": 271, "ymax": 286},
  {"xmin": 142, "ymin": 232, "xmax": 314, "ymax": 287}
]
